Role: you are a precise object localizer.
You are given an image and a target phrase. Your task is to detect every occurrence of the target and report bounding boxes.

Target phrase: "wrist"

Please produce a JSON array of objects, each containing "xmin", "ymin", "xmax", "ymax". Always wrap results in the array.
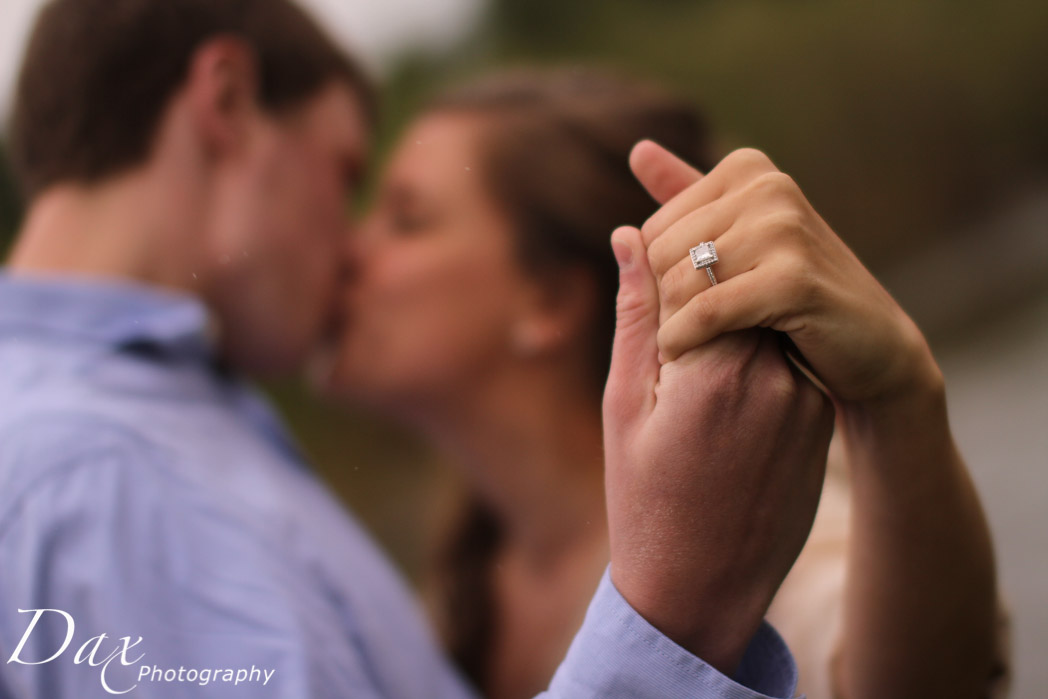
[
  {"xmin": 838, "ymin": 340, "xmax": 959, "ymax": 489},
  {"xmin": 840, "ymin": 329, "xmax": 945, "ymax": 435},
  {"xmin": 609, "ymin": 565, "xmax": 771, "ymax": 676}
]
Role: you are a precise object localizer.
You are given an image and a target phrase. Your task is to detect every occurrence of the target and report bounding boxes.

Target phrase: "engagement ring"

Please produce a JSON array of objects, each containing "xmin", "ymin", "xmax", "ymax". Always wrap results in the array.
[{"xmin": 689, "ymin": 241, "xmax": 719, "ymax": 286}]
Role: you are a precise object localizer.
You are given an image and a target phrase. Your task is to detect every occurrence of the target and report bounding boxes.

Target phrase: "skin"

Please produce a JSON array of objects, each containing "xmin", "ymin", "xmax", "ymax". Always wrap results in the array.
[
  {"xmin": 330, "ymin": 113, "xmax": 834, "ymax": 688},
  {"xmin": 321, "ymin": 113, "xmax": 599, "ymax": 423},
  {"xmin": 631, "ymin": 141, "xmax": 1000, "ymax": 698}
]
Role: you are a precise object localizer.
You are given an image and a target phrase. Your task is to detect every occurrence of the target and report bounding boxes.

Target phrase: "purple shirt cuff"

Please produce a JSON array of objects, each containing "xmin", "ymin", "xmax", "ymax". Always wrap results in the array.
[{"xmin": 541, "ymin": 567, "xmax": 800, "ymax": 698}]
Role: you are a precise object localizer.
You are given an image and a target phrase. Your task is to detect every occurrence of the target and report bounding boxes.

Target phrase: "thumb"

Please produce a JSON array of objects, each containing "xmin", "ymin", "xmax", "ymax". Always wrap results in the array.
[
  {"xmin": 629, "ymin": 139, "xmax": 704, "ymax": 205},
  {"xmin": 604, "ymin": 225, "xmax": 661, "ymax": 430}
]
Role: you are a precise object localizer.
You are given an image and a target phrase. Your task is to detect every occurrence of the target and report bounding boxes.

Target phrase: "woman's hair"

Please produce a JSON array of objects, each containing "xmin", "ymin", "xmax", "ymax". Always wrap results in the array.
[
  {"xmin": 424, "ymin": 67, "xmax": 714, "ymax": 692},
  {"xmin": 431, "ymin": 67, "xmax": 713, "ymax": 396}
]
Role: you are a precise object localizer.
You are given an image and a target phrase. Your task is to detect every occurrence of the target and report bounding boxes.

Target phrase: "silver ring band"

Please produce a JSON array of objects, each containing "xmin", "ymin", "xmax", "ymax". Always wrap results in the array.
[{"xmin": 706, "ymin": 267, "xmax": 717, "ymax": 286}]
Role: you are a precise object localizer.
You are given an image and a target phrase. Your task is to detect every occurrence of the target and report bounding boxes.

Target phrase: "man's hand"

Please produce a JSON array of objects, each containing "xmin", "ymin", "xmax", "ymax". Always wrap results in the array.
[{"xmin": 602, "ymin": 224, "xmax": 834, "ymax": 676}]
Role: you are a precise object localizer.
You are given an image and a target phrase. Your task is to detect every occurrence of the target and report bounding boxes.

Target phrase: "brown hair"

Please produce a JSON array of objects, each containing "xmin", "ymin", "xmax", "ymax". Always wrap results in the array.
[
  {"xmin": 433, "ymin": 68, "xmax": 712, "ymax": 395},
  {"xmin": 8, "ymin": 0, "xmax": 375, "ymax": 201},
  {"xmin": 425, "ymin": 67, "xmax": 714, "ymax": 693}
]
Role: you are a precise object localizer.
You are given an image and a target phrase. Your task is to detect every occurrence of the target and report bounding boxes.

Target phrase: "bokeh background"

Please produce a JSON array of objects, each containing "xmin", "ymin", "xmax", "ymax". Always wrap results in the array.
[{"xmin": 1, "ymin": 0, "xmax": 1046, "ymax": 695}]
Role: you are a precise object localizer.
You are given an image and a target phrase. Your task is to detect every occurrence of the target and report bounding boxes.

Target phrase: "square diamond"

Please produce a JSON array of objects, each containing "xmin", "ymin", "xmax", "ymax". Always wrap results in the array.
[{"xmin": 690, "ymin": 242, "xmax": 718, "ymax": 269}]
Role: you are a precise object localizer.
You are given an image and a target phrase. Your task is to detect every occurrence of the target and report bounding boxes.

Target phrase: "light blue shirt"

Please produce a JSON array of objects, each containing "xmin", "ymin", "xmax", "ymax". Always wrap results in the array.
[{"xmin": 0, "ymin": 274, "xmax": 799, "ymax": 698}]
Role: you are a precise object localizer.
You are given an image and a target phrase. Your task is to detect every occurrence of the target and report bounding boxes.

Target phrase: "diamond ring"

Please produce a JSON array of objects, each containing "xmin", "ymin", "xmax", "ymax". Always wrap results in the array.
[{"xmin": 689, "ymin": 241, "xmax": 719, "ymax": 286}]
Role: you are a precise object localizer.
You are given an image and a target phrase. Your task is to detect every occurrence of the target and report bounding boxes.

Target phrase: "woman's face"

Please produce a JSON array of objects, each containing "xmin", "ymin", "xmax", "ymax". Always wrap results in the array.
[{"xmin": 319, "ymin": 112, "xmax": 538, "ymax": 414}]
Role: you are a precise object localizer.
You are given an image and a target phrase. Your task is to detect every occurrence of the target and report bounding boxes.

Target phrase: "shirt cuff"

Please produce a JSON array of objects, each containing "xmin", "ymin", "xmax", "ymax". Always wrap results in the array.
[{"xmin": 544, "ymin": 567, "xmax": 799, "ymax": 699}]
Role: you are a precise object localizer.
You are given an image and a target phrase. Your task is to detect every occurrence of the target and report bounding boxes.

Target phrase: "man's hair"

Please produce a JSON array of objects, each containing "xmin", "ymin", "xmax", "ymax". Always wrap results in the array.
[{"xmin": 8, "ymin": 0, "xmax": 374, "ymax": 201}]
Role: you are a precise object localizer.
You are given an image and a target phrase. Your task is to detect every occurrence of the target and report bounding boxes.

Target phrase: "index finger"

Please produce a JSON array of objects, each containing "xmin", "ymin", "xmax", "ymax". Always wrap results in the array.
[
  {"xmin": 639, "ymin": 148, "xmax": 779, "ymax": 247},
  {"xmin": 629, "ymin": 140, "xmax": 703, "ymax": 206}
]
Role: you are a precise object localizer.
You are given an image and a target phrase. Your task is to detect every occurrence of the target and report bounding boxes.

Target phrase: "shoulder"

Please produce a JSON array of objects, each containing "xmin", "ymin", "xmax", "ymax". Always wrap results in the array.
[
  {"xmin": 0, "ymin": 409, "xmax": 169, "ymax": 494},
  {"xmin": 0, "ymin": 411, "xmax": 272, "ymax": 577},
  {"xmin": 0, "ymin": 408, "xmax": 167, "ymax": 459},
  {"xmin": 0, "ymin": 408, "xmax": 334, "ymax": 593},
  {"xmin": 0, "ymin": 411, "xmax": 300, "ymax": 612},
  {"xmin": 0, "ymin": 409, "xmax": 179, "ymax": 512},
  {"xmin": 0, "ymin": 407, "xmax": 289, "ymax": 546}
]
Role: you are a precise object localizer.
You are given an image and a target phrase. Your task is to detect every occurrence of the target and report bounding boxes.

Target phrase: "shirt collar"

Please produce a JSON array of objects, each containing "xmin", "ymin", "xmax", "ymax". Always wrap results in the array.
[{"xmin": 0, "ymin": 271, "xmax": 219, "ymax": 361}]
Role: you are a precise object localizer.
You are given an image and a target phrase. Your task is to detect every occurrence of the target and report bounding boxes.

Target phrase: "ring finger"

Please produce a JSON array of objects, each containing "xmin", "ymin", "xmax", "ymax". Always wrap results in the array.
[{"xmin": 656, "ymin": 222, "xmax": 770, "ymax": 324}]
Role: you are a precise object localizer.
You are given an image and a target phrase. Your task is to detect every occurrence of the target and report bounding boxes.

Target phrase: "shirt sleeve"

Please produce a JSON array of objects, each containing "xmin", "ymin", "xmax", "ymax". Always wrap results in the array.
[
  {"xmin": 537, "ymin": 568, "xmax": 800, "ymax": 699},
  {"xmin": 0, "ymin": 423, "xmax": 384, "ymax": 699}
]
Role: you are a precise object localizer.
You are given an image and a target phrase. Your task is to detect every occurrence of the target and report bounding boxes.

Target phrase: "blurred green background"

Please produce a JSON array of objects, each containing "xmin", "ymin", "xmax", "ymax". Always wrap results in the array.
[
  {"xmin": 2, "ymin": 0, "xmax": 1047, "ymax": 693},
  {"xmin": 336, "ymin": 0, "xmax": 1048, "ymax": 583}
]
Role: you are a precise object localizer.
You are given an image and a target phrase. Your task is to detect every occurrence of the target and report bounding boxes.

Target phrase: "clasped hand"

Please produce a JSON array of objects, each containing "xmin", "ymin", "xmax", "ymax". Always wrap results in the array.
[{"xmin": 601, "ymin": 145, "xmax": 840, "ymax": 677}]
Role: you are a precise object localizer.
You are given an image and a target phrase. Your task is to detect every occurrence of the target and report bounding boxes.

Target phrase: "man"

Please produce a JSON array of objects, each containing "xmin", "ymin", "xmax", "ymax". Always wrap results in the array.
[{"xmin": 0, "ymin": 1, "xmax": 832, "ymax": 697}]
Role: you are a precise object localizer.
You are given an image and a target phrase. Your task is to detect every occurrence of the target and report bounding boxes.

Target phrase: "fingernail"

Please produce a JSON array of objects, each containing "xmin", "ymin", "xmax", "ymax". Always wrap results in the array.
[{"xmin": 611, "ymin": 236, "xmax": 633, "ymax": 269}]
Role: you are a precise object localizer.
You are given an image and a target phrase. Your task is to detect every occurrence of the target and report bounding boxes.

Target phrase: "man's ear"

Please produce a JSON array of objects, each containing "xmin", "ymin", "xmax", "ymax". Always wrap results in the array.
[
  {"xmin": 510, "ymin": 269, "xmax": 597, "ymax": 358},
  {"xmin": 183, "ymin": 37, "xmax": 260, "ymax": 158}
]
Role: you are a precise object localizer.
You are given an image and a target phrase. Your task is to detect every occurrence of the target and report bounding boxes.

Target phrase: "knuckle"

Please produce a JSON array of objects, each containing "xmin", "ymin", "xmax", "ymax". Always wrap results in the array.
[
  {"xmin": 751, "ymin": 170, "xmax": 798, "ymax": 199},
  {"xmin": 762, "ymin": 208, "xmax": 807, "ymax": 240},
  {"xmin": 727, "ymin": 147, "xmax": 773, "ymax": 173},
  {"xmin": 779, "ymin": 253, "xmax": 820, "ymax": 309}
]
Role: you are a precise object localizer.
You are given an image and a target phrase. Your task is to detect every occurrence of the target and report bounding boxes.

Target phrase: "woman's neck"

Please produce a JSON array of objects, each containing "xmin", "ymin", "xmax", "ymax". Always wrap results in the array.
[{"xmin": 427, "ymin": 372, "xmax": 608, "ymax": 566}]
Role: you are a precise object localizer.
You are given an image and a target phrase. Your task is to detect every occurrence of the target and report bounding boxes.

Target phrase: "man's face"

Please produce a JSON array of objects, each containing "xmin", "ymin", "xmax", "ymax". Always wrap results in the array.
[{"xmin": 205, "ymin": 82, "xmax": 368, "ymax": 376}]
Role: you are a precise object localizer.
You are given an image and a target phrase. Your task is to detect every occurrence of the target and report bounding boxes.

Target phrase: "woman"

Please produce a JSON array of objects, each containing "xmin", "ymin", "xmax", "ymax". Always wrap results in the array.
[{"xmin": 319, "ymin": 68, "xmax": 1007, "ymax": 698}]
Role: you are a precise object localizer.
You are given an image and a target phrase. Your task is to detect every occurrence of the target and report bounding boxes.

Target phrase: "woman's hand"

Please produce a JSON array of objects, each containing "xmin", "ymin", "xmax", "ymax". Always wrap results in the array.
[
  {"xmin": 630, "ymin": 141, "xmax": 941, "ymax": 414},
  {"xmin": 629, "ymin": 142, "xmax": 1002, "ymax": 698}
]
